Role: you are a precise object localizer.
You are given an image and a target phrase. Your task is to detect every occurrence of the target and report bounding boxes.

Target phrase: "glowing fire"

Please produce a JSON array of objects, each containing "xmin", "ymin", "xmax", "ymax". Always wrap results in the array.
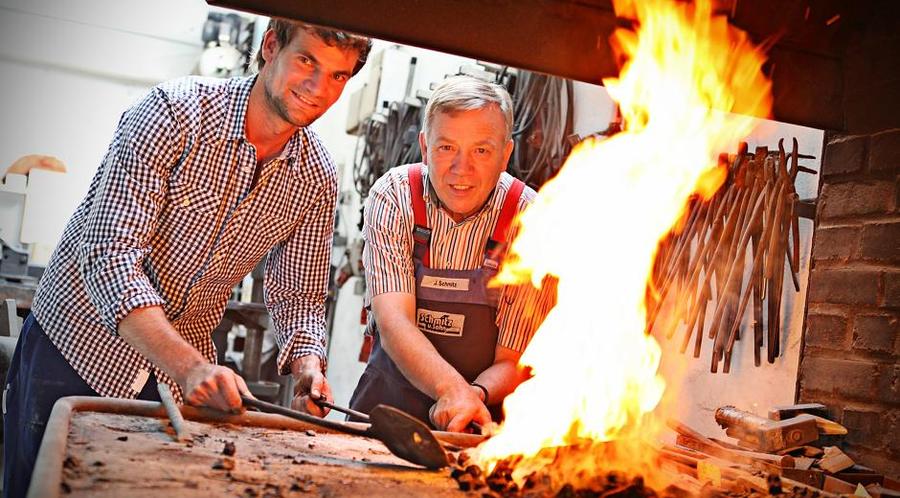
[{"xmin": 474, "ymin": 0, "xmax": 772, "ymax": 487}]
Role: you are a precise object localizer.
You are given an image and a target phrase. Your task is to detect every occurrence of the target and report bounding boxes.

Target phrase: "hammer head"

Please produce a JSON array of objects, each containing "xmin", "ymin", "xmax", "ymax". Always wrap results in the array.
[{"xmin": 715, "ymin": 405, "xmax": 819, "ymax": 452}]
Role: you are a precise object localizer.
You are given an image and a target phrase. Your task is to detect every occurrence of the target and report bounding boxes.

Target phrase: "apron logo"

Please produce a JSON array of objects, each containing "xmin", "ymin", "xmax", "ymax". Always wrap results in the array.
[
  {"xmin": 416, "ymin": 308, "xmax": 465, "ymax": 337},
  {"xmin": 421, "ymin": 276, "xmax": 470, "ymax": 291}
]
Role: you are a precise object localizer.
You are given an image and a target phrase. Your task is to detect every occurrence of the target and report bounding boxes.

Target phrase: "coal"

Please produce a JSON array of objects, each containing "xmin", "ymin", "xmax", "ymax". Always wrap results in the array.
[
  {"xmin": 766, "ymin": 475, "xmax": 782, "ymax": 495},
  {"xmin": 448, "ymin": 452, "xmax": 673, "ymax": 498}
]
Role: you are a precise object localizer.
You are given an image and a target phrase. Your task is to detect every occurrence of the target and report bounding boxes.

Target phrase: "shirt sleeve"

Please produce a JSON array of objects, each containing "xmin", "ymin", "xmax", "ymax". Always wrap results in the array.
[
  {"xmin": 78, "ymin": 87, "xmax": 181, "ymax": 334},
  {"xmin": 496, "ymin": 275, "xmax": 558, "ymax": 352},
  {"xmin": 362, "ymin": 172, "xmax": 416, "ymax": 304},
  {"xmin": 495, "ymin": 191, "xmax": 558, "ymax": 352},
  {"xmin": 266, "ymin": 179, "xmax": 337, "ymax": 375}
]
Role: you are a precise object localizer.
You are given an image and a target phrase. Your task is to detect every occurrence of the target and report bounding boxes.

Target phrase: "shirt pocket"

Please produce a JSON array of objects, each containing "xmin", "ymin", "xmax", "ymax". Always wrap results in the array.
[
  {"xmin": 168, "ymin": 180, "xmax": 221, "ymax": 215},
  {"xmin": 154, "ymin": 180, "xmax": 222, "ymax": 266}
]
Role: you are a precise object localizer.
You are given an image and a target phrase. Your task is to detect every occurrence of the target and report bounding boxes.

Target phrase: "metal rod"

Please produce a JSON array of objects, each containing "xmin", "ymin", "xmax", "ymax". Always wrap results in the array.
[
  {"xmin": 314, "ymin": 399, "xmax": 371, "ymax": 422},
  {"xmin": 157, "ymin": 383, "xmax": 190, "ymax": 442}
]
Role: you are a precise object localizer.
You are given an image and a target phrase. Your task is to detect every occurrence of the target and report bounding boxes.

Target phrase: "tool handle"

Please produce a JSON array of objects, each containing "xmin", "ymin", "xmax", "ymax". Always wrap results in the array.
[
  {"xmin": 157, "ymin": 383, "xmax": 190, "ymax": 442},
  {"xmin": 241, "ymin": 396, "xmax": 368, "ymax": 437},
  {"xmin": 313, "ymin": 398, "xmax": 370, "ymax": 422},
  {"xmin": 715, "ymin": 405, "xmax": 768, "ymax": 429}
]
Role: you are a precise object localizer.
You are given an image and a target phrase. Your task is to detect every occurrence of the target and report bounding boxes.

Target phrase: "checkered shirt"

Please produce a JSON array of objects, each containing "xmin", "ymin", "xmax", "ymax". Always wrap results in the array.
[{"xmin": 31, "ymin": 75, "xmax": 337, "ymax": 402}]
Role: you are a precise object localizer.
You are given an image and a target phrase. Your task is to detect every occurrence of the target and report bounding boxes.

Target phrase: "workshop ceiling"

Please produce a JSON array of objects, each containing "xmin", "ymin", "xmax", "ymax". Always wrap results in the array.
[{"xmin": 208, "ymin": 0, "xmax": 899, "ymax": 132}]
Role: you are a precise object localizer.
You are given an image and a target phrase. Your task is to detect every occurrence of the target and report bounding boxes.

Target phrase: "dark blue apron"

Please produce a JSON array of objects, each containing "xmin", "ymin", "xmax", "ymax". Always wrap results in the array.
[{"xmin": 349, "ymin": 164, "xmax": 524, "ymax": 426}]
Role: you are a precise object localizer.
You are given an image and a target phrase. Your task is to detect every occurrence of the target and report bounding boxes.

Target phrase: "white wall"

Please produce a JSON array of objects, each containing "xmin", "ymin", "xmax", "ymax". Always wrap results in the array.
[{"xmin": 0, "ymin": 0, "xmax": 209, "ymax": 262}]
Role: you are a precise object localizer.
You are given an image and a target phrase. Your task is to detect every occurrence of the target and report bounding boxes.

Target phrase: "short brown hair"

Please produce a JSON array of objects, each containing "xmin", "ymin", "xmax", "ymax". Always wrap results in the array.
[{"xmin": 255, "ymin": 18, "xmax": 372, "ymax": 75}]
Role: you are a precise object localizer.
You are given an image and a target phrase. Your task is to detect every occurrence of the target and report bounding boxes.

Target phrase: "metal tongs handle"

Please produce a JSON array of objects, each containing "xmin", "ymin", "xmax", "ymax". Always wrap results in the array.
[{"xmin": 313, "ymin": 398, "xmax": 370, "ymax": 422}]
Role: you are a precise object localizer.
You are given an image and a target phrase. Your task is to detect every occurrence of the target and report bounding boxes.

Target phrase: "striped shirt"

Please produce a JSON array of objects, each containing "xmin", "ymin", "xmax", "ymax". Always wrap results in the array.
[
  {"xmin": 363, "ymin": 164, "xmax": 556, "ymax": 352},
  {"xmin": 32, "ymin": 75, "xmax": 337, "ymax": 402}
]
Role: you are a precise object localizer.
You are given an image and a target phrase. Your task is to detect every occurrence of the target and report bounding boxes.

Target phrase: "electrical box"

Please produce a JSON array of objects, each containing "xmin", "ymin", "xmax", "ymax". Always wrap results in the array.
[
  {"xmin": 346, "ymin": 46, "xmax": 423, "ymax": 135},
  {"xmin": 345, "ymin": 48, "xmax": 384, "ymax": 135}
]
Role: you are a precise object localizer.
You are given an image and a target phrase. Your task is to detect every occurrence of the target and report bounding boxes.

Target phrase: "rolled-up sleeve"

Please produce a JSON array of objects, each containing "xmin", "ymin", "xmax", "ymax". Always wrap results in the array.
[
  {"xmin": 266, "ymin": 181, "xmax": 337, "ymax": 375},
  {"xmin": 362, "ymin": 174, "xmax": 415, "ymax": 303},
  {"xmin": 78, "ymin": 89, "xmax": 181, "ymax": 333}
]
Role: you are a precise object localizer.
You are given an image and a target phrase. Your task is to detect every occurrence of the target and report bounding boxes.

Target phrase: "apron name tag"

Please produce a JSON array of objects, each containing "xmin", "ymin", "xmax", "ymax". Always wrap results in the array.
[
  {"xmin": 421, "ymin": 276, "xmax": 470, "ymax": 291},
  {"xmin": 416, "ymin": 308, "xmax": 465, "ymax": 337}
]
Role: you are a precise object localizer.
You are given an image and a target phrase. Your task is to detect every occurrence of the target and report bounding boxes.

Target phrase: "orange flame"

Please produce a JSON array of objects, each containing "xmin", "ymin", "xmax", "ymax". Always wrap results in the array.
[{"xmin": 473, "ymin": 0, "xmax": 771, "ymax": 487}]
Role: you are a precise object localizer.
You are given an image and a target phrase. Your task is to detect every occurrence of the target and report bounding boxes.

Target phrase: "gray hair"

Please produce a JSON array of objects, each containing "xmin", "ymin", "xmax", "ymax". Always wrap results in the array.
[{"xmin": 423, "ymin": 75, "xmax": 514, "ymax": 141}]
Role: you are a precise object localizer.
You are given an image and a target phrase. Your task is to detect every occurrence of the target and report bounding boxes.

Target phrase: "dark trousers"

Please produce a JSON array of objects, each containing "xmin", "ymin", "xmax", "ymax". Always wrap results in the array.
[{"xmin": 2, "ymin": 314, "xmax": 161, "ymax": 498}]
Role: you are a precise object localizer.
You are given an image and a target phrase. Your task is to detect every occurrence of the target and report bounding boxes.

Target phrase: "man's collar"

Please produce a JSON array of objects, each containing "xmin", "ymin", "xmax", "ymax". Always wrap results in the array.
[
  {"xmin": 220, "ymin": 74, "xmax": 257, "ymax": 141},
  {"xmin": 222, "ymin": 74, "xmax": 305, "ymax": 164}
]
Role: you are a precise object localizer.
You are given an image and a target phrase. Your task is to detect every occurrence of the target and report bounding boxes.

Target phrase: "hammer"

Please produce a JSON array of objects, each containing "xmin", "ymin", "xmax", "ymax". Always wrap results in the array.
[{"xmin": 714, "ymin": 405, "xmax": 818, "ymax": 452}]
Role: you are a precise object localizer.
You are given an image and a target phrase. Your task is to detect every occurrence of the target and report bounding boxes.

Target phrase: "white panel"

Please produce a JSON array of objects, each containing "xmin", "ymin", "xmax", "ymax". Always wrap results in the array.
[
  {"xmin": 655, "ymin": 119, "xmax": 824, "ymax": 438},
  {"xmin": 21, "ymin": 168, "xmax": 80, "ymax": 245},
  {"xmin": 572, "ymin": 81, "xmax": 617, "ymax": 137},
  {"xmin": 325, "ymin": 277, "xmax": 367, "ymax": 420}
]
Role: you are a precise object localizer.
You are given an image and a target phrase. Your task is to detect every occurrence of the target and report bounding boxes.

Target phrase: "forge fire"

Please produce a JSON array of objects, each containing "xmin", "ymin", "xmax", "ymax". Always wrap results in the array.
[{"xmin": 467, "ymin": 0, "xmax": 773, "ymax": 492}]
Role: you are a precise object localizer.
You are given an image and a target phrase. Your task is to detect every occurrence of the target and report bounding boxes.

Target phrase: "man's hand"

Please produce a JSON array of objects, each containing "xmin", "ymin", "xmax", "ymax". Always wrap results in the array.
[
  {"xmin": 182, "ymin": 363, "xmax": 251, "ymax": 413},
  {"xmin": 429, "ymin": 384, "xmax": 491, "ymax": 433},
  {"xmin": 290, "ymin": 355, "xmax": 332, "ymax": 417},
  {"xmin": 118, "ymin": 306, "xmax": 251, "ymax": 413}
]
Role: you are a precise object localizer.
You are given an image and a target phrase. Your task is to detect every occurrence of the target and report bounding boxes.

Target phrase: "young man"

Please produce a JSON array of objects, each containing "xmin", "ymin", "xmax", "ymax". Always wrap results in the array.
[
  {"xmin": 2, "ymin": 19, "xmax": 370, "ymax": 497},
  {"xmin": 349, "ymin": 76, "xmax": 556, "ymax": 433}
]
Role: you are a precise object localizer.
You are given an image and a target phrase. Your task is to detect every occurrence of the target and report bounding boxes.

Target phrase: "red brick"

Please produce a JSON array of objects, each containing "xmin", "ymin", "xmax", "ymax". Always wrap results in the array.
[
  {"xmin": 812, "ymin": 226, "xmax": 859, "ymax": 261},
  {"xmin": 808, "ymin": 269, "xmax": 880, "ymax": 306},
  {"xmin": 799, "ymin": 357, "xmax": 880, "ymax": 400},
  {"xmin": 806, "ymin": 313, "xmax": 850, "ymax": 350},
  {"xmin": 852, "ymin": 314, "xmax": 898, "ymax": 354},
  {"xmin": 823, "ymin": 135, "xmax": 867, "ymax": 176},
  {"xmin": 859, "ymin": 222, "xmax": 900, "ymax": 263},
  {"xmin": 843, "ymin": 447, "xmax": 900, "ymax": 480},
  {"xmin": 890, "ymin": 410, "xmax": 900, "ymax": 457},
  {"xmin": 886, "ymin": 271, "xmax": 900, "ymax": 309},
  {"xmin": 877, "ymin": 363, "xmax": 900, "ymax": 406},
  {"xmin": 842, "ymin": 408, "xmax": 885, "ymax": 449},
  {"xmin": 869, "ymin": 128, "xmax": 900, "ymax": 174},
  {"xmin": 819, "ymin": 181, "xmax": 894, "ymax": 219}
]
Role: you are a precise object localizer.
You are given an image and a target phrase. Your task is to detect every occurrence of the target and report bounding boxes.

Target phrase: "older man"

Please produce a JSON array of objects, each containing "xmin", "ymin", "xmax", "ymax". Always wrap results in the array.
[
  {"xmin": 349, "ymin": 76, "xmax": 555, "ymax": 433},
  {"xmin": 3, "ymin": 19, "xmax": 370, "ymax": 497}
]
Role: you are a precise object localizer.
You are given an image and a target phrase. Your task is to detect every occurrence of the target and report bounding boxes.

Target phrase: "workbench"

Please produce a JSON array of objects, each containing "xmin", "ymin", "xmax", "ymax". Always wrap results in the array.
[{"xmin": 30, "ymin": 397, "xmax": 468, "ymax": 497}]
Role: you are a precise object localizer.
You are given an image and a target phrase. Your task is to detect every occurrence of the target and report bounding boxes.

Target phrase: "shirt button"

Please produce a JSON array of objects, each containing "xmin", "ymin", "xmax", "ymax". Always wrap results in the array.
[
  {"xmin": 241, "ymin": 166, "xmax": 252, "ymax": 173},
  {"xmin": 181, "ymin": 198, "xmax": 190, "ymax": 207}
]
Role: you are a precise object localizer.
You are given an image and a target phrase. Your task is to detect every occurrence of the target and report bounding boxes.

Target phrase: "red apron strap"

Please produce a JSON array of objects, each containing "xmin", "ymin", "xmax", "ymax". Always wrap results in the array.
[
  {"xmin": 407, "ymin": 164, "xmax": 431, "ymax": 267},
  {"xmin": 492, "ymin": 178, "xmax": 525, "ymax": 243},
  {"xmin": 484, "ymin": 178, "xmax": 526, "ymax": 267},
  {"xmin": 408, "ymin": 164, "xmax": 427, "ymax": 229}
]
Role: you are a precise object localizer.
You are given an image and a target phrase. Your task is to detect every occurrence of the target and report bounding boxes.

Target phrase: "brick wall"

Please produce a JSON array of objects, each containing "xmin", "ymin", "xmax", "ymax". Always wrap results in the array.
[{"xmin": 799, "ymin": 128, "xmax": 900, "ymax": 476}]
